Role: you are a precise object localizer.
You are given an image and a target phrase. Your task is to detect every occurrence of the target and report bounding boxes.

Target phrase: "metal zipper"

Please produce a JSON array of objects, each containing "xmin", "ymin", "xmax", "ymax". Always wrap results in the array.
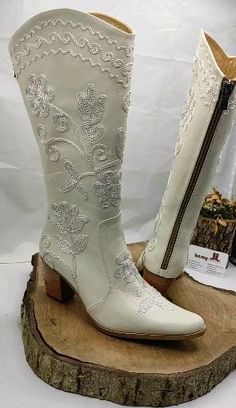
[{"xmin": 160, "ymin": 78, "xmax": 235, "ymax": 270}]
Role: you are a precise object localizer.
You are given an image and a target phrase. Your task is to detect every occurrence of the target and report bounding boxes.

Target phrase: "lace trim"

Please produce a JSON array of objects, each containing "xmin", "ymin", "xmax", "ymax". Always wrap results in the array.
[{"xmin": 11, "ymin": 18, "xmax": 134, "ymax": 57}]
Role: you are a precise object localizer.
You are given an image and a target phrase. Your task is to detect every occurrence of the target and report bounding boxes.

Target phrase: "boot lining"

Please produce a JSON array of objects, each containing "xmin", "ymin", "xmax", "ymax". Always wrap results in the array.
[
  {"xmin": 205, "ymin": 33, "xmax": 236, "ymax": 80},
  {"xmin": 89, "ymin": 12, "xmax": 133, "ymax": 34}
]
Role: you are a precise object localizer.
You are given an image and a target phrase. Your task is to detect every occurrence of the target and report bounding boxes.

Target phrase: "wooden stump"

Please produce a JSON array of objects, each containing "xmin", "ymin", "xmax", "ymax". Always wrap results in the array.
[
  {"xmin": 21, "ymin": 242, "xmax": 236, "ymax": 407},
  {"xmin": 191, "ymin": 215, "xmax": 236, "ymax": 254}
]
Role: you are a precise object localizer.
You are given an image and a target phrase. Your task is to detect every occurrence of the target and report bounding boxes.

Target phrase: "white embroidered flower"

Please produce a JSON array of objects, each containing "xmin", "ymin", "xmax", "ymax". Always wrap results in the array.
[
  {"xmin": 179, "ymin": 88, "xmax": 196, "ymax": 132},
  {"xmin": 121, "ymin": 91, "xmax": 131, "ymax": 113},
  {"xmin": 93, "ymin": 170, "xmax": 121, "ymax": 208},
  {"xmin": 40, "ymin": 234, "xmax": 51, "ymax": 252},
  {"xmin": 115, "ymin": 128, "xmax": 126, "ymax": 160},
  {"xmin": 114, "ymin": 251, "xmax": 175, "ymax": 314},
  {"xmin": 114, "ymin": 252, "xmax": 137, "ymax": 283},
  {"xmin": 25, "ymin": 73, "xmax": 55, "ymax": 117},
  {"xmin": 48, "ymin": 201, "xmax": 88, "ymax": 234},
  {"xmin": 78, "ymin": 83, "xmax": 106, "ymax": 130}
]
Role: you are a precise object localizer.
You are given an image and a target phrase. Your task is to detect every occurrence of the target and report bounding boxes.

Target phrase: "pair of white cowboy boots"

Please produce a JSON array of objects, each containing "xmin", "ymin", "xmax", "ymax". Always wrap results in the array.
[{"xmin": 9, "ymin": 9, "xmax": 236, "ymax": 340}]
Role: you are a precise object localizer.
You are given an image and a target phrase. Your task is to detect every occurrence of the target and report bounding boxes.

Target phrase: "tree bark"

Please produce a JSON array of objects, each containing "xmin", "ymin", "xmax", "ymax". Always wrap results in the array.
[
  {"xmin": 21, "ymin": 246, "xmax": 236, "ymax": 407},
  {"xmin": 191, "ymin": 216, "xmax": 236, "ymax": 254}
]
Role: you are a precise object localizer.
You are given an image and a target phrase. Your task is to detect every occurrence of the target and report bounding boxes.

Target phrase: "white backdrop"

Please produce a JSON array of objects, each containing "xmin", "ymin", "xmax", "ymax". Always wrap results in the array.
[{"xmin": 1, "ymin": 0, "xmax": 236, "ymax": 263}]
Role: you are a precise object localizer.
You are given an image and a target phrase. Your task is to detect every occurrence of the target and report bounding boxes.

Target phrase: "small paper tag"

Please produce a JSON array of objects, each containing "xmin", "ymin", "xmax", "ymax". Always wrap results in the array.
[{"xmin": 186, "ymin": 245, "xmax": 228, "ymax": 277}]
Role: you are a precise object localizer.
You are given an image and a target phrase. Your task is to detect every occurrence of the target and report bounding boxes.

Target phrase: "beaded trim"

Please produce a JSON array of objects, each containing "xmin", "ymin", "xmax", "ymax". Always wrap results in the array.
[
  {"xmin": 13, "ymin": 32, "xmax": 132, "ymax": 76},
  {"xmin": 15, "ymin": 49, "xmax": 131, "ymax": 88},
  {"xmin": 11, "ymin": 18, "xmax": 134, "ymax": 57}
]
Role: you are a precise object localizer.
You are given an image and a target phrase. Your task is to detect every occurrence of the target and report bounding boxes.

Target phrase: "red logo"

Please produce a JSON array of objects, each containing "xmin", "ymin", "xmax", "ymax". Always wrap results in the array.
[{"xmin": 210, "ymin": 252, "xmax": 220, "ymax": 262}]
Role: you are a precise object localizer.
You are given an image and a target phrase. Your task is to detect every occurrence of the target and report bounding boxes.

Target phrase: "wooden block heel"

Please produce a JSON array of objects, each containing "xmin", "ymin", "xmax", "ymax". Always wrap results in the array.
[
  {"xmin": 143, "ymin": 267, "xmax": 175, "ymax": 295},
  {"xmin": 41, "ymin": 257, "xmax": 75, "ymax": 302}
]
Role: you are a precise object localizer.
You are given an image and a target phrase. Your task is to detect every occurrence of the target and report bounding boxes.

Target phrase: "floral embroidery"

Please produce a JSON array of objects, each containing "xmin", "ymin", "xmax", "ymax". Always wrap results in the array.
[
  {"xmin": 114, "ymin": 251, "xmax": 175, "ymax": 314},
  {"xmin": 78, "ymin": 83, "xmax": 106, "ymax": 141},
  {"xmin": 52, "ymin": 106, "xmax": 70, "ymax": 132},
  {"xmin": 115, "ymin": 128, "xmax": 126, "ymax": 160},
  {"xmin": 37, "ymin": 123, "xmax": 48, "ymax": 143},
  {"xmin": 121, "ymin": 91, "xmax": 131, "ymax": 113},
  {"xmin": 121, "ymin": 62, "xmax": 133, "ymax": 78},
  {"xmin": 114, "ymin": 252, "xmax": 137, "ymax": 283},
  {"xmin": 138, "ymin": 290, "xmax": 174, "ymax": 314},
  {"xmin": 40, "ymin": 234, "xmax": 51, "ymax": 253},
  {"xmin": 55, "ymin": 234, "xmax": 89, "ymax": 255},
  {"xmin": 48, "ymin": 201, "xmax": 89, "ymax": 234},
  {"xmin": 175, "ymin": 88, "xmax": 196, "ymax": 155},
  {"xmin": 46, "ymin": 144, "xmax": 61, "ymax": 161},
  {"xmin": 47, "ymin": 201, "xmax": 89, "ymax": 284},
  {"xmin": 93, "ymin": 170, "xmax": 121, "ymax": 208},
  {"xmin": 25, "ymin": 73, "xmax": 55, "ymax": 117},
  {"xmin": 39, "ymin": 234, "xmax": 73, "ymax": 277},
  {"xmin": 77, "ymin": 83, "xmax": 112, "ymax": 165},
  {"xmin": 193, "ymin": 44, "xmax": 218, "ymax": 107},
  {"xmin": 60, "ymin": 160, "xmax": 89, "ymax": 200},
  {"xmin": 37, "ymin": 124, "xmax": 61, "ymax": 161},
  {"xmin": 179, "ymin": 88, "xmax": 196, "ymax": 132},
  {"xmin": 92, "ymin": 143, "xmax": 110, "ymax": 162}
]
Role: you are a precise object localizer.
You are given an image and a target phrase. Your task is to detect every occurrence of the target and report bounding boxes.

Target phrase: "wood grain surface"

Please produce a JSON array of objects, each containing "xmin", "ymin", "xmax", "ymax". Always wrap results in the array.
[{"xmin": 21, "ymin": 242, "xmax": 236, "ymax": 407}]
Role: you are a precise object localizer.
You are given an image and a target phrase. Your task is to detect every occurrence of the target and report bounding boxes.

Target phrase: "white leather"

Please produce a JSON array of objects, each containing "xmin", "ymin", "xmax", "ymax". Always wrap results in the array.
[
  {"xmin": 141, "ymin": 31, "xmax": 236, "ymax": 279},
  {"xmin": 9, "ymin": 8, "xmax": 205, "ymax": 336}
]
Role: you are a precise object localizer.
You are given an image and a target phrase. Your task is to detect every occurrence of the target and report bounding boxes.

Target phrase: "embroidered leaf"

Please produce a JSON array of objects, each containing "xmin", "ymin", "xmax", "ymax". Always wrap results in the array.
[
  {"xmin": 49, "ymin": 201, "xmax": 89, "ymax": 234},
  {"xmin": 72, "ymin": 235, "xmax": 89, "ymax": 255},
  {"xmin": 40, "ymin": 234, "xmax": 51, "ymax": 251},
  {"xmin": 64, "ymin": 160, "xmax": 78, "ymax": 177},
  {"xmin": 52, "ymin": 107, "xmax": 70, "ymax": 133},
  {"xmin": 25, "ymin": 73, "xmax": 55, "ymax": 117},
  {"xmin": 60, "ymin": 178, "xmax": 78, "ymax": 193},
  {"xmin": 93, "ymin": 170, "xmax": 121, "ymax": 208},
  {"xmin": 37, "ymin": 124, "xmax": 48, "ymax": 144},
  {"xmin": 60, "ymin": 160, "xmax": 88, "ymax": 200},
  {"xmin": 115, "ymin": 128, "xmax": 125, "ymax": 159},
  {"xmin": 121, "ymin": 91, "xmax": 131, "ymax": 113},
  {"xmin": 55, "ymin": 235, "xmax": 73, "ymax": 254},
  {"xmin": 76, "ymin": 183, "xmax": 89, "ymax": 201},
  {"xmin": 89, "ymin": 124, "xmax": 104, "ymax": 141},
  {"xmin": 78, "ymin": 83, "xmax": 106, "ymax": 128},
  {"xmin": 46, "ymin": 144, "xmax": 60, "ymax": 161}
]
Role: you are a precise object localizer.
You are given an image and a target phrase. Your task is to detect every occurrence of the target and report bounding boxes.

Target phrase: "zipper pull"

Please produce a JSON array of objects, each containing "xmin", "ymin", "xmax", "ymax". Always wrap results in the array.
[{"xmin": 220, "ymin": 79, "xmax": 235, "ymax": 110}]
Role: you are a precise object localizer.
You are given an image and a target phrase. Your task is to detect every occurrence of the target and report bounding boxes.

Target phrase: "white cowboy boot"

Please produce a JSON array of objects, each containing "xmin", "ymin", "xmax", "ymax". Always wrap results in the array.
[
  {"xmin": 139, "ymin": 31, "xmax": 236, "ymax": 294},
  {"xmin": 9, "ymin": 9, "xmax": 205, "ymax": 340}
]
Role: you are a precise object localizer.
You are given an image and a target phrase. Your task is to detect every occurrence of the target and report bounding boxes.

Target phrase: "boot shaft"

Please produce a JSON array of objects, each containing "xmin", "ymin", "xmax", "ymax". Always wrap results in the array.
[
  {"xmin": 9, "ymin": 9, "xmax": 135, "ymax": 221},
  {"xmin": 143, "ymin": 31, "xmax": 236, "ymax": 279},
  {"xmin": 9, "ymin": 9, "xmax": 135, "ymax": 303}
]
